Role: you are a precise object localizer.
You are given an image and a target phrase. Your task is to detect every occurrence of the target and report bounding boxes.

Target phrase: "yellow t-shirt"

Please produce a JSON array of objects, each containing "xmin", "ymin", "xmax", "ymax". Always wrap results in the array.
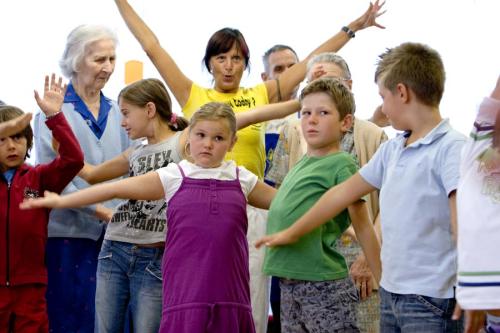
[{"xmin": 182, "ymin": 83, "xmax": 269, "ymax": 179}]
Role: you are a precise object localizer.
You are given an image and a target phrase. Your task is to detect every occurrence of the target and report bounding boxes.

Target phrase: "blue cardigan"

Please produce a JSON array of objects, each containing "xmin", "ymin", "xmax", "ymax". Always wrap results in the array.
[{"xmin": 34, "ymin": 97, "xmax": 131, "ymax": 240}]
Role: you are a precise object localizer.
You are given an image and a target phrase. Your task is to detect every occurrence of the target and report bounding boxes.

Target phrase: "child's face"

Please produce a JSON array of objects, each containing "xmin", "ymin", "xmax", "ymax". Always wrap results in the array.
[
  {"xmin": 188, "ymin": 119, "xmax": 236, "ymax": 168},
  {"xmin": 0, "ymin": 133, "xmax": 27, "ymax": 172},
  {"xmin": 300, "ymin": 92, "xmax": 352, "ymax": 156},
  {"xmin": 119, "ymin": 99, "xmax": 151, "ymax": 140},
  {"xmin": 377, "ymin": 80, "xmax": 403, "ymax": 130}
]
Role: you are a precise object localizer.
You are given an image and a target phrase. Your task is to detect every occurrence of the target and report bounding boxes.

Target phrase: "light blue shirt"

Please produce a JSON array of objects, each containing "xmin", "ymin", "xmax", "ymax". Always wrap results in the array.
[
  {"xmin": 34, "ymin": 96, "xmax": 131, "ymax": 240},
  {"xmin": 359, "ymin": 119, "xmax": 466, "ymax": 298}
]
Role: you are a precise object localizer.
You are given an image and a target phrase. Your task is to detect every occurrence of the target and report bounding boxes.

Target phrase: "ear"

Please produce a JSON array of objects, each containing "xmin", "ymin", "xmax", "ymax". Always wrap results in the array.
[
  {"xmin": 345, "ymin": 79, "xmax": 353, "ymax": 91},
  {"xmin": 396, "ymin": 83, "xmax": 410, "ymax": 103},
  {"xmin": 340, "ymin": 114, "xmax": 354, "ymax": 133},
  {"xmin": 145, "ymin": 102, "xmax": 156, "ymax": 119},
  {"xmin": 261, "ymin": 72, "xmax": 268, "ymax": 82},
  {"xmin": 227, "ymin": 135, "xmax": 238, "ymax": 152}
]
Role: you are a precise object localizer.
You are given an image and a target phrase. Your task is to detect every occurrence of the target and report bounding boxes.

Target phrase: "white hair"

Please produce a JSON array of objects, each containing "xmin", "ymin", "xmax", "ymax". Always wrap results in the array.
[{"xmin": 59, "ymin": 24, "xmax": 118, "ymax": 78}]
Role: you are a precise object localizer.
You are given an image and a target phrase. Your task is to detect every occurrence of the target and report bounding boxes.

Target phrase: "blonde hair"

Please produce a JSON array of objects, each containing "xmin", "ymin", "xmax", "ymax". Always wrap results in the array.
[{"xmin": 189, "ymin": 102, "xmax": 236, "ymax": 136}]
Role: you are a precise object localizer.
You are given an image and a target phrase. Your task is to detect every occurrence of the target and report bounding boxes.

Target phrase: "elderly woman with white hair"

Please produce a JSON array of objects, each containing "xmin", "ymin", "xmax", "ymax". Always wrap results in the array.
[{"xmin": 34, "ymin": 25, "xmax": 131, "ymax": 333}]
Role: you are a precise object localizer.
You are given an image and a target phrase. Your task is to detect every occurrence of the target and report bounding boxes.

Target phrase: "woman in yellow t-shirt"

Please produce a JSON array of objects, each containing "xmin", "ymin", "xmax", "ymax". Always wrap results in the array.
[{"xmin": 113, "ymin": 1, "xmax": 385, "ymax": 331}]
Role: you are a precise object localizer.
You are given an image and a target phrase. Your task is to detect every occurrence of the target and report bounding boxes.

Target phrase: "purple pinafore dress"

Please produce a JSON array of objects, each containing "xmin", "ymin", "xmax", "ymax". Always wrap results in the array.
[{"xmin": 159, "ymin": 165, "xmax": 255, "ymax": 333}]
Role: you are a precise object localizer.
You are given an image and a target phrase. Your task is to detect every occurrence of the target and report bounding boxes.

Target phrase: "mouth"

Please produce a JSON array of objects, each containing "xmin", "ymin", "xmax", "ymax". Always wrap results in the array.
[{"xmin": 7, "ymin": 154, "xmax": 19, "ymax": 161}]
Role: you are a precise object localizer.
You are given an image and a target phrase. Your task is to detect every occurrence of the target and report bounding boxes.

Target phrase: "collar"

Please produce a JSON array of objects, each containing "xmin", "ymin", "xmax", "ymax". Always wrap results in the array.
[{"xmin": 400, "ymin": 119, "xmax": 451, "ymax": 148}]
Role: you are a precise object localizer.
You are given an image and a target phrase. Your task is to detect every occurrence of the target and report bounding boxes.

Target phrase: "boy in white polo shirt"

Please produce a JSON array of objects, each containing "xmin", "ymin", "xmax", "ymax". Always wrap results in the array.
[{"xmin": 256, "ymin": 42, "xmax": 466, "ymax": 332}]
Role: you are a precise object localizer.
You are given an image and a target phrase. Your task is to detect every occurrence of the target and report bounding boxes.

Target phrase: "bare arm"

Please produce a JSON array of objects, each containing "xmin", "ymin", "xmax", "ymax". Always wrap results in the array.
[
  {"xmin": 114, "ymin": 0, "xmax": 192, "ymax": 106},
  {"xmin": 0, "ymin": 113, "xmax": 32, "ymax": 138},
  {"xmin": 264, "ymin": 1, "xmax": 385, "ymax": 103},
  {"xmin": 79, "ymin": 149, "xmax": 131, "ymax": 184},
  {"xmin": 236, "ymin": 100, "xmax": 300, "ymax": 130},
  {"xmin": 348, "ymin": 201, "xmax": 381, "ymax": 283},
  {"xmin": 247, "ymin": 180, "xmax": 277, "ymax": 210},
  {"xmin": 21, "ymin": 171, "xmax": 165, "ymax": 210},
  {"xmin": 255, "ymin": 173, "xmax": 376, "ymax": 247},
  {"xmin": 449, "ymin": 190, "xmax": 458, "ymax": 243}
]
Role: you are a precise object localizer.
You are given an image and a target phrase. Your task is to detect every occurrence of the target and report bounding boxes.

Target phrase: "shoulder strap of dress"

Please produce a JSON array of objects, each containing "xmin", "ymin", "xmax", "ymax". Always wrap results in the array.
[
  {"xmin": 177, "ymin": 163, "xmax": 186, "ymax": 178},
  {"xmin": 235, "ymin": 166, "xmax": 240, "ymax": 180}
]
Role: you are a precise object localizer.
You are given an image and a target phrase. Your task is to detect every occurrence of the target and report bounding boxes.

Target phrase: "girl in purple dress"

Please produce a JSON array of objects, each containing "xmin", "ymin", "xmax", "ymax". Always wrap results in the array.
[{"xmin": 22, "ymin": 101, "xmax": 279, "ymax": 333}]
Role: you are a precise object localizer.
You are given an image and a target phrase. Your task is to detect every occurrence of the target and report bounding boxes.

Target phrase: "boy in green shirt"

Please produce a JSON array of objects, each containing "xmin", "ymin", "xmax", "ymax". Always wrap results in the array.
[{"xmin": 260, "ymin": 77, "xmax": 381, "ymax": 332}]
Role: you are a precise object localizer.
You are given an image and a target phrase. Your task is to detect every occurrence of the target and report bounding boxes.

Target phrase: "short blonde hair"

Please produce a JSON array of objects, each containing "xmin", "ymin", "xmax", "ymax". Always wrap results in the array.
[{"xmin": 189, "ymin": 102, "xmax": 236, "ymax": 135}]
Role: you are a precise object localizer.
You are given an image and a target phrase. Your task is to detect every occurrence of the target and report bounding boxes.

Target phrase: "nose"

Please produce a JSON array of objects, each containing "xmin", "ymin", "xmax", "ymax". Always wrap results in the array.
[
  {"xmin": 308, "ymin": 113, "xmax": 318, "ymax": 124},
  {"xmin": 102, "ymin": 59, "xmax": 114, "ymax": 73},
  {"xmin": 203, "ymin": 137, "xmax": 214, "ymax": 149}
]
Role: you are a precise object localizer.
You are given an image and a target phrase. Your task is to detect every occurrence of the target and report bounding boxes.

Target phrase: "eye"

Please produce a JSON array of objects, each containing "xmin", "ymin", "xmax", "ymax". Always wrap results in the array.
[
  {"xmin": 232, "ymin": 55, "xmax": 242, "ymax": 62},
  {"xmin": 215, "ymin": 136, "xmax": 224, "ymax": 142},
  {"xmin": 12, "ymin": 134, "xmax": 23, "ymax": 141},
  {"xmin": 196, "ymin": 132, "xmax": 205, "ymax": 138},
  {"xmin": 274, "ymin": 66, "xmax": 284, "ymax": 73},
  {"xmin": 301, "ymin": 110, "xmax": 311, "ymax": 116},
  {"xmin": 320, "ymin": 110, "xmax": 329, "ymax": 116}
]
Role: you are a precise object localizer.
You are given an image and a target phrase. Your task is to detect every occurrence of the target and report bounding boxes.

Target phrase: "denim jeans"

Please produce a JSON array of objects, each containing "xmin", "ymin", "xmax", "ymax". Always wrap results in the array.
[
  {"xmin": 379, "ymin": 287, "xmax": 463, "ymax": 333},
  {"xmin": 95, "ymin": 240, "xmax": 163, "ymax": 333}
]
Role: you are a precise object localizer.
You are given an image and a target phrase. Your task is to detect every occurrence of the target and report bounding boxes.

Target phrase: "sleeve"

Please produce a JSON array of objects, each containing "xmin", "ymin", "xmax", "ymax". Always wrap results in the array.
[
  {"xmin": 37, "ymin": 113, "xmax": 84, "ymax": 193},
  {"xmin": 336, "ymin": 156, "xmax": 359, "ymax": 184},
  {"xmin": 156, "ymin": 163, "xmax": 183, "ymax": 202},
  {"xmin": 237, "ymin": 166, "xmax": 258, "ymax": 198},
  {"xmin": 34, "ymin": 110, "xmax": 98, "ymax": 216},
  {"xmin": 359, "ymin": 141, "xmax": 387, "ymax": 190},
  {"xmin": 440, "ymin": 137, "xmax": 466, "ymax": 195}
]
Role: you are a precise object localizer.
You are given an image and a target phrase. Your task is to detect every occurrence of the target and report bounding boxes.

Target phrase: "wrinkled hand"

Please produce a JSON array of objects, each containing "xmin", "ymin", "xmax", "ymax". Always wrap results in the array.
[
  {"xmin": 350, "ymin": 254, "xmax": 373, "ymax": 300},
  {"xmin": 452, "ymin": 304, "xmax": 486, "ymax": 333},
  {"xmin": 20, "ymin": 190, "xmax": 61, "ymax": 210},
  {"xmin": 34, "ymin": 74, "xmax": 67, "ymax": 117},
  {"xmin": 0, "ymin": 113, "xmax": 32, "ymax": 138},
  {"xmin": 350, "ymin": 0, "xmax": 386, "ymax": 32},
  {"xmin": 254, "ymin": 230, "xmax": 298, "ymax": 249}
]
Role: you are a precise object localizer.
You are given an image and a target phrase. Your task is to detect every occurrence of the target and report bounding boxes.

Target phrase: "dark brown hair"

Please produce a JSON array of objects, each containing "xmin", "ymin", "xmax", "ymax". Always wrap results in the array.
[
  {"xmin": 0, "ymin": 105, "xmax": 33, "ymax": 158},
  {"xmin": 203, "ymin": 28, "xmax": 250, "ymax": 73}
]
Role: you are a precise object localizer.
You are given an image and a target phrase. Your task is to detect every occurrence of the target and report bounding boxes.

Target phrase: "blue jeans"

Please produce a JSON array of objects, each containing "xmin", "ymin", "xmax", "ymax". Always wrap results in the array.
[
  {"xmin": 95, "ymin": 240, "xmax": 163, "ymax": 333},
  {"xmin": 379, "ymin": 287, "xmax": 463, "ymax": 333}
]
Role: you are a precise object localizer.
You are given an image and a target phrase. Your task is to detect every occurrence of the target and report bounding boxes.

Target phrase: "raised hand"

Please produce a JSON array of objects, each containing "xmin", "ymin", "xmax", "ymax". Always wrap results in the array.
[
  {"xmin": 0, "ymin": 113, "xmax": 32, "ymax": 138},
  {"xmin": 20, "ymin": 190, "xmax": 62, "ymax": 210},
  {"xmin": 34, "ymin": 74, "xmax": 67, "ymax": 117},
  {"xmin": 350, "ymin": 0, "xmax": 386, "ymax": 32}
]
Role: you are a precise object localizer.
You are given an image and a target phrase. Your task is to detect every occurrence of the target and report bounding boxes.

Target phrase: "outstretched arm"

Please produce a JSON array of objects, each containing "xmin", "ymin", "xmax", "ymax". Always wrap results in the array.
[
  {"xmin": 0, "ymin": 113, "xmax": 32, "ymax": 138},
  {"xmin": 255, "ymin": 173, "xmax": 375, "ymax": 247},
  {"xmin": 236, "ymin": 100, "xmax": 300, "ymax": 130},
  {"xmin": 264, "ymin": 0, "xmax": 386, "ymax": 103},
  {"xmin": 114, "ymin": 0, "xmax": 193, "ymax": 107},
  {"xmin": 21, "ymin": 171, "xmax": 164, "ymax": 210},
  {"xmin": 79, "ymin": 149, "xmax": 131, "ymax": 184}
]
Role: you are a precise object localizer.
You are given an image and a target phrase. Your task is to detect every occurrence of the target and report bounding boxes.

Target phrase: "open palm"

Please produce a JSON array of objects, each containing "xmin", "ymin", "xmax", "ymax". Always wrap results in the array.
[{"xmin": 34, "ymin": 74, "xmax": 67, "ymax": 117}]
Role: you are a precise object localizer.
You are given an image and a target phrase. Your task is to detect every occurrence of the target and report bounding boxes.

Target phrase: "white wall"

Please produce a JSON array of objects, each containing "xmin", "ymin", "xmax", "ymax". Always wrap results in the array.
[{"xmin": 1, "ymin": 0, "xmax": 499, "ymax": 138}]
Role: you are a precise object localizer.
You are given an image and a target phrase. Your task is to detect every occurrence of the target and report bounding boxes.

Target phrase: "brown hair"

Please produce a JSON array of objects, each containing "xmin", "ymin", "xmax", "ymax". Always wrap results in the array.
[
  {"xmin": 203, "ymin": 28, "xmax": 250, "ymax": 73},
  {"xmin": 375, "ymin": 42, "xmax": 445, "ymax": 107},
  {"xmin": 189, "ymin": 102, "xmax": 236, "ymax": 136},
  {"xmin": 300, "ymin": 77, "xmax": 355, "ymax": 120},
  {"xmin": 0, "ymin": 105, "xmax": 33, "ymax": 158},
  {"xmin": 118, "ymin": 78, "xmax": 188, "ymax": 131}
]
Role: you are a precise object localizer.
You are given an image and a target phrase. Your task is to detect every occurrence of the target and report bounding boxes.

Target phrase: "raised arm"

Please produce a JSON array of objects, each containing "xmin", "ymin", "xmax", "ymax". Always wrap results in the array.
[
  {"xmin": 79, "ymin": 149, "xmax": 131, "ymax": 184},
  {"xmin": 236, "ymin": 100, "xmax": 300, "ymax": 130},
  {"xmin": 255, "ymin": 173, "xmax": 375, "ymax": 247},
  {"xmin": 21, "ymin": 171, "xmax": 164, "ymax": 210},
  {"xmin": 114, "ymin": 0, "xmax": 193, "ymax": 107},
  {"xmin": 34, "ymin": 74, "xmax": 84, "ymax": 194},
  {"xmin": 264, "ymin": 0, "xmax": 385, "ymax": 103},
  {"xmin": 0, "ymin": 113, "xmax": 32, "ymax": 138}
]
